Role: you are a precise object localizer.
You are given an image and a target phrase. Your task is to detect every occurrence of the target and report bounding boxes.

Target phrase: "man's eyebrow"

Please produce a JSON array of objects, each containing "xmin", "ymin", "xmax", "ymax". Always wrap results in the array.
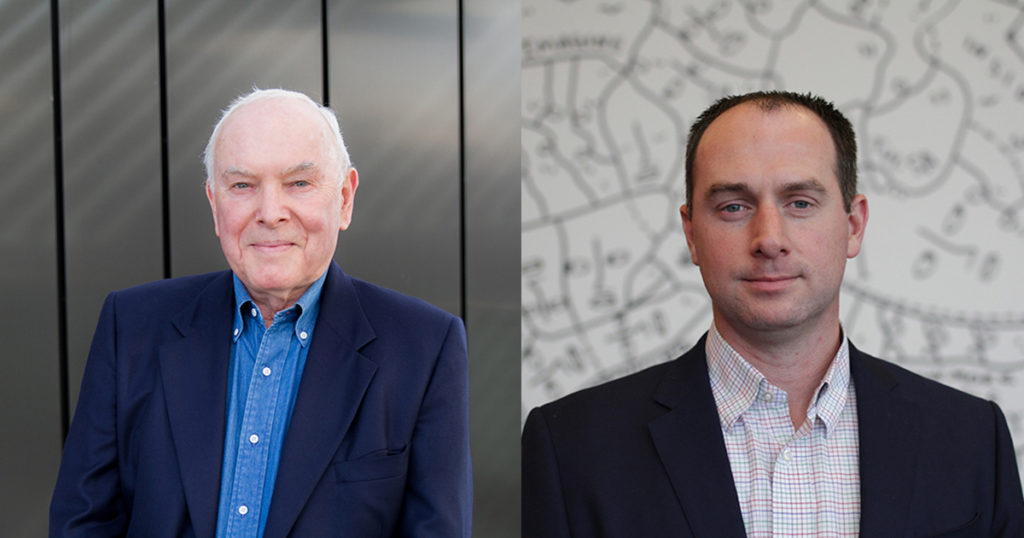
[
  {"xmin": 223, "ymin": 166, "xmax": 256, "ymax": 178},
  {"xmin": 282, "ymin": 161, "xmax": 316, "ymax": 176},
  {"xmin": 704, "ymin": 182, "xmax": 753, "ymax": 199},
  {"xmin": 779, "ymin": 179, "xmax": 828, "ymax": 195}
]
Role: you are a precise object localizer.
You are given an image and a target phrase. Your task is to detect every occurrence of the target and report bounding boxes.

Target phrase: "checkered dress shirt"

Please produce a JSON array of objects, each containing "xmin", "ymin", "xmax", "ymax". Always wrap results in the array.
[{"xmin": 706, "ymin": 326, "xmax": 860, "ymax": 537}]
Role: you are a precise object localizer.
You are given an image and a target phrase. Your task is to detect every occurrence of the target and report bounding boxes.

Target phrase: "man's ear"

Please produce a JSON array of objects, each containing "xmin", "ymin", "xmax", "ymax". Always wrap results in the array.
[
  {"xmin": 846, "ymin": 194, "xmax": 869, "ymax": 258},
  {"xmin": 680, "ymin": 204, "xmax": 700, "ymax": 266},
  {"xmin": 206, "ymin": 180, "xmax": 221, "ymax": 237},
  {"xmin": 339, "ymin": 167, "xmax": 359, "ymax": 231}
]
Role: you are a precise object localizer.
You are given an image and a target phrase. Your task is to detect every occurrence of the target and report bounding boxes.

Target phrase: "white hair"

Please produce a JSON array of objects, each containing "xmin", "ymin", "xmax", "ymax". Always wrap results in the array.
[{"xmin": 202, "ymin": 88, "xmax": 352, "ymax": 190}]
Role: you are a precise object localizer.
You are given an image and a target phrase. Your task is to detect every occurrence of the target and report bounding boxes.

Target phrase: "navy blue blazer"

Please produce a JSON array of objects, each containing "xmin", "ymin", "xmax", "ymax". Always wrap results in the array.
[
  {"xmin": 523, "ymin": 336, "xmax": 1024, "ymax": 537},
  {"xmin": 51, "ymin": 262, "xmax": 471, "ymax": 537}
]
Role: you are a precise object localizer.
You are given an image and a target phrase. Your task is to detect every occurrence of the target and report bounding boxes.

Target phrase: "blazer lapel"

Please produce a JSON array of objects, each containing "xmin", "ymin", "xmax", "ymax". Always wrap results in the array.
[
  {"xmin": 648, "ymin": 341, "xmax": 747, "ymax": 537},
  {"xmin": 264, "ymin": 264, "xmax": 378, "ymax": 538},
  {"xmin": 851, "ymin": 345, "xmax": 922, "ymax": 536},
  {"xmin": 158, "ymin": 271, "xmax": 235, "ymax": 538}
]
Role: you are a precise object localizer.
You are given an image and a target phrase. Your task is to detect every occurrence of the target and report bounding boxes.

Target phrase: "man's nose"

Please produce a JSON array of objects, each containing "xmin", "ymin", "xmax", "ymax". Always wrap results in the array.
[
  {"xmin": 256, "ymin": 185, "xmax": 289, "ymax": 225},
  {"xmin": 750, "ymin": 205, "xmax": 788, "ymax": 258}
]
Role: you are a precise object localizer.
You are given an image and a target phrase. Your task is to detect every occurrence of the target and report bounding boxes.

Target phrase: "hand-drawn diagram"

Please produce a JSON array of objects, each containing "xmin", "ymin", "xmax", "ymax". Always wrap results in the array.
[{"xmin": 522, "ymin": 0, "xmax": 1024, "ymax": 470}]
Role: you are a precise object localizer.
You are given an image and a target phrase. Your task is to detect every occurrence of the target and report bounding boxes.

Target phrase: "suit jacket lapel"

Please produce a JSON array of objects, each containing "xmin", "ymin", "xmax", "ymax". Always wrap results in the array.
[
  {"xmin": 159, "ymin": 271, "xmax": 234, "ymax": 538},
  {"xmin": 648, "ymin": 340, "xmax": 747, "ymax": 537},
  {"xmin": 264, "ymin": 263, "xmax": 378, "ymax": 538},
  {"xmin": 851, "ymin": 345, "xmax": 922, "ymax": 536}
]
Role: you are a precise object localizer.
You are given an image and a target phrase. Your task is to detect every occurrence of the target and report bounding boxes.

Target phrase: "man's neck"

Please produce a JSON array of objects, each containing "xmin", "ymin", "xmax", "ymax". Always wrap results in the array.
[
  {"xmin": 714, "ymin": 319, "xmax": 843, "ymax": 428},
  {"xmin": 249, "ymin": 289, "xmax": 307, "ymax": 329}
]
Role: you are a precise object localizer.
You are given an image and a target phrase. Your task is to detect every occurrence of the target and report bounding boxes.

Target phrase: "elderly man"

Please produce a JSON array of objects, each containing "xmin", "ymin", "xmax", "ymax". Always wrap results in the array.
[
  {"xmin": 51, "ymin": 89, "xmax": 471, "ymax": 537},
  {"xmin": 522, "ymin": 91, "xmax": 1024, "ymax": 536}
]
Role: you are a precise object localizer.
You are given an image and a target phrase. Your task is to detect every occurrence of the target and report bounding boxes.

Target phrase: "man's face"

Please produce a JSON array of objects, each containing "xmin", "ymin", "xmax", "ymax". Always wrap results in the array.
[
  {"xmin": 680, "ymin": 102, "xmax": 867, "ymax": 342},
  {"xmin": 206, "ymin": 97, "xmax": 357, "ymax": 305}
]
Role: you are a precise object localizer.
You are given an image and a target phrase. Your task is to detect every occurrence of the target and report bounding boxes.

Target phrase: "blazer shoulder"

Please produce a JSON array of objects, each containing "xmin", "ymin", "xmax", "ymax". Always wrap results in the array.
[
  {"xmin": 109, "ymin": 270, "xmax": 231, "ymax": 310},
  {"xmin": 851, "ymin": 345, "xmax": 995, "ymax": 416},
  {"xmin": 536, "ymin": 358, "xmax": 685, "ymax": 428},
  {"xmin": 537, "ymin": 338, "xmax": 707, "ymax": 417},
  {"xmin": 347, "ymin": 275, "xmax": 459, "ymax": 328}
]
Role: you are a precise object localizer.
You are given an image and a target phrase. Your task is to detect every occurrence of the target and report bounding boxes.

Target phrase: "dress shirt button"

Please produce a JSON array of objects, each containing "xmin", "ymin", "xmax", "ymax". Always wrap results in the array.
[
  {"xmin": 762, "ymin": 392, "xmax": 773, "ymax": 402},
  {"xmin": 249, "ymin": 434, "xmax": 259, "ymax": 444},
  {"xmin": 250, "ymin": 307, "xmax": 257, "ymax": 318},
  {"xmin": 299, "ymin": 330, "xmax": 308, "ymax": 340},
  {"xmin": 262, "ymin": 366, "xmax": 272, "ymax": 377},
  {"xmin": 233, "ymin": 328, "xmax": 239, "ymax": 337},
  {"xmin": 782, "ymin": 449, "xmax": 793, "ymax": 461},
  {"xmin": 237, "ymin": 505, "xmax": 248, "ymax": 515}
]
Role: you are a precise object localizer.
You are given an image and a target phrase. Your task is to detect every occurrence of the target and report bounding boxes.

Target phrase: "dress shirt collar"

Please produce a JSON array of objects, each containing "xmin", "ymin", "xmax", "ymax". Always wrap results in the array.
[
  {"xmin": 706, "ymin": 323, "xmax": 852, "ymax": 436},
  {"xmin": 231, "ymin": 270, "xmax": 328, "ymax": 347}
]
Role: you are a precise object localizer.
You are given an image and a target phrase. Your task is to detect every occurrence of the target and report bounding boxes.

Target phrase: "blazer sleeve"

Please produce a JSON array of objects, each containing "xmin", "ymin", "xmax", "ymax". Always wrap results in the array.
[
  {"xmin": 522, "ymin": 406, "xmax": 573, "ymax": 538},
  {"xmin": 990, "ymin": 401, "xmax": 1024, "ymax": 537},
  {"xmin": 49, "ymin": 293, "xmax": 128, "ymax": 537},
  {"xmin": 399, "ymin": 316, "xmax": 472, "ymax": 537}
]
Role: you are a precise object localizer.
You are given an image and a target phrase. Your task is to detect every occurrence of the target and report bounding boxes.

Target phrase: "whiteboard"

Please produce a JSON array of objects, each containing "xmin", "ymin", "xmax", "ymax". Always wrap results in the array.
[{"xmin": 522, "ymin": 0, "xmax": 1024, "ymax": 475}]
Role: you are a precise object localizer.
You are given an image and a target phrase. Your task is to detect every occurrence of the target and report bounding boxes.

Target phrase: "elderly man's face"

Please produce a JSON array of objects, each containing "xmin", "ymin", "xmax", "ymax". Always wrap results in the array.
[{"xmin": 206, "ymin": 97, "xmax": 357, "ymax": 306}]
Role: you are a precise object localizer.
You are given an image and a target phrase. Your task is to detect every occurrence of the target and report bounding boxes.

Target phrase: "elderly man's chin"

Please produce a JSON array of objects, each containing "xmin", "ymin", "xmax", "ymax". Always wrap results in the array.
[{"xmin": 231, "ymin": 253, "xmax": 325, "ymax": 297}]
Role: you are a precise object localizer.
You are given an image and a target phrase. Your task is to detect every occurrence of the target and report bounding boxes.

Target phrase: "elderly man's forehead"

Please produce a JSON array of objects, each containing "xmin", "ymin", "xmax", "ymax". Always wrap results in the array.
[
  {"xmin": 222, "ymin": 96, "xmax": 323, "ymax": 130},
  {"xmin": 215, "ymin": 99, "xmax": 335, "ymax": 156}
]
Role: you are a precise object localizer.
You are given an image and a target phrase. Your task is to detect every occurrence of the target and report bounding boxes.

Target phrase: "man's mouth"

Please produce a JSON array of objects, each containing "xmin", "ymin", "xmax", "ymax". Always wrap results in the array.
[
  {"xmin": 251, "ymin": 241, "xmax": 294, "ymax": 252},
  {"xmin": 742, "ymin": 274, "xmax": 798, "ymax": 292}
]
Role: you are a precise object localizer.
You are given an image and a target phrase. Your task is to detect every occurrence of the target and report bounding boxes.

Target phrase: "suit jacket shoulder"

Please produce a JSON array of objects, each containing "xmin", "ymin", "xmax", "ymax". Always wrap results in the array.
[
  {"xmin": 522, "ymin": 338, "xmax": 746, "ymax": 537},
  {"xmin": 850, "ymin": 344, "xmax": 1024, "ymax": 536}
]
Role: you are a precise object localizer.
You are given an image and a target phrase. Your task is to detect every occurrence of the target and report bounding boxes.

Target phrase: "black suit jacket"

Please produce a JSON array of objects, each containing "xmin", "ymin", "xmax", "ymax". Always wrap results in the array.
[
  {"xmin": 51, "ymin": 262, "xmax": 471, "ymax": 537},
  {"xmin": 523, "ymin": 337, "xmax": 1024, "ymax": 537}
]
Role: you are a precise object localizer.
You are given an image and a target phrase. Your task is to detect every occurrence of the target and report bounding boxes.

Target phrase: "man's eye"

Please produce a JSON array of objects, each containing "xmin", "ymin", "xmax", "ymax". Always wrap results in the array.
[
  {"xmin": 293, "ymin": 180, "xmax": 310, "ymax": 187},
  {"xmin": 231, "ymin": 183, "xmax": 250, "ymax": 190},
  {"xmin": 723, "ymin": 203, "xmax": 744, "ymax": 213},
  {"xmin": 791, "ymin": 200, "xmax": 812, "ymax": 209}
]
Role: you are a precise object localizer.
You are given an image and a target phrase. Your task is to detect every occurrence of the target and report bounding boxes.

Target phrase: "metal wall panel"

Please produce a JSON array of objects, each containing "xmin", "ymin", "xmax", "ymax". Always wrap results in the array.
[
  {"xmin": 327, "ymin": 0, "xmax": 461, "ymax": 315},
  {"xmin": 60, "ymin": 0, "xmax": 163, "ymax": 417},
  {"xmin": 463, "ymin": 1, "xmax": 522, "ymax": 536},
  {"xmin": 0, "ymin": 3, "xmax": 63, "ymax": 535},
  {"xmin": 167, "ymin": 0, "xmax": 322, "ymax": 277}
]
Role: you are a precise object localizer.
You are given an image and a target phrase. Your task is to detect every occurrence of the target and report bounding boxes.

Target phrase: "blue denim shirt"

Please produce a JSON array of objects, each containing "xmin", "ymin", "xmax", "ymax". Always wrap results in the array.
[{"xmin": 214, "ymin": 271, "xmax": 327, "ymax": 538}]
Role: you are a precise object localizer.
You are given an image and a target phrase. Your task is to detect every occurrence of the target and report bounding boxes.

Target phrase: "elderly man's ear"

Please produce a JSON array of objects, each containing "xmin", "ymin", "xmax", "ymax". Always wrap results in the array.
[
  {"xmin": 339, "ymin": 167, "xmax": 359, "ymax": 231},
  {"xmin": 205, "ymin": 180, "xmax": 220, "ymax": 237}
]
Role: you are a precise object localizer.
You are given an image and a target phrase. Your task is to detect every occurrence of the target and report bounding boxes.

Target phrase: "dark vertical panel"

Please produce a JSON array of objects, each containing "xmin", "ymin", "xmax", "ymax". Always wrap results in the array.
[
  {"xmin": 166, "ymin": 0, "xmax": 322, "ymax": 277},
  {"xmin": 0, "ymin": 2, "xmax": 63, "ymax": 535},
  {"xmin": 462, "ymin": 0, "xmax": 521, "ymax": 536},
  {"xmin": 327, "ymin": 0, "xmax": 461, "ymax": 315},
  {"xmin": 60, "ymin": 0, "xmax": 163, "ymax": 418}
]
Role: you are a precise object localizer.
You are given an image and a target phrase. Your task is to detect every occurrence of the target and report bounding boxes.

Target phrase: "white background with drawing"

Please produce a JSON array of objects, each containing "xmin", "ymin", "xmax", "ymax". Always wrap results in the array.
[{"xmin": 522, "ymin": 0, "xmax": 1024, "ymax": 478}]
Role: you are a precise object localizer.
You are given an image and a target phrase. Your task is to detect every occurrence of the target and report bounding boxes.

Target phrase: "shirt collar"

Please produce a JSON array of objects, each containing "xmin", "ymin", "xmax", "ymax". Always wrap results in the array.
[
  {"xmin": 231, "ymin": 270, "xmax": 329, "ymax": 347},
  {"xmin": 705, "ymin": 324, "xmax": 852, "ymax": 435},
  {"xmin": 810, "ymin": 334, "xmax": 852, "ymax": 435}
]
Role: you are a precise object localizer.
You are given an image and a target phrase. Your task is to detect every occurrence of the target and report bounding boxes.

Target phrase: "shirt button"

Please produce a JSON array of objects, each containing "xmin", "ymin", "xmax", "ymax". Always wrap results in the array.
[
  {"xmin": 249, "ymin": 434, "xmax": 259, "ymax": 444},
  {"xmin": 299, "ymin": 330, "xmax": 308, "ymax": 340},
  {"xmin": 262, "ymin": 366, "xmax": 272, "ymax": 377},
  {"xmin": 782, "ymin": 449, "xmax": 793, "ymax": 461},
  {"xmin": 250, "ymin": 308, "xmax": 257, "ymax": 318},
  {"xmin": 233, "ymin": 328, "xmax": 239, "ymax": 337},
  {"xmin": 762, "ymin": 392, "xmax": 773, "ymax": 402},
  {"xmin": 237, "ymin": 505, "xmax": 248, "ymax": 515}
]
